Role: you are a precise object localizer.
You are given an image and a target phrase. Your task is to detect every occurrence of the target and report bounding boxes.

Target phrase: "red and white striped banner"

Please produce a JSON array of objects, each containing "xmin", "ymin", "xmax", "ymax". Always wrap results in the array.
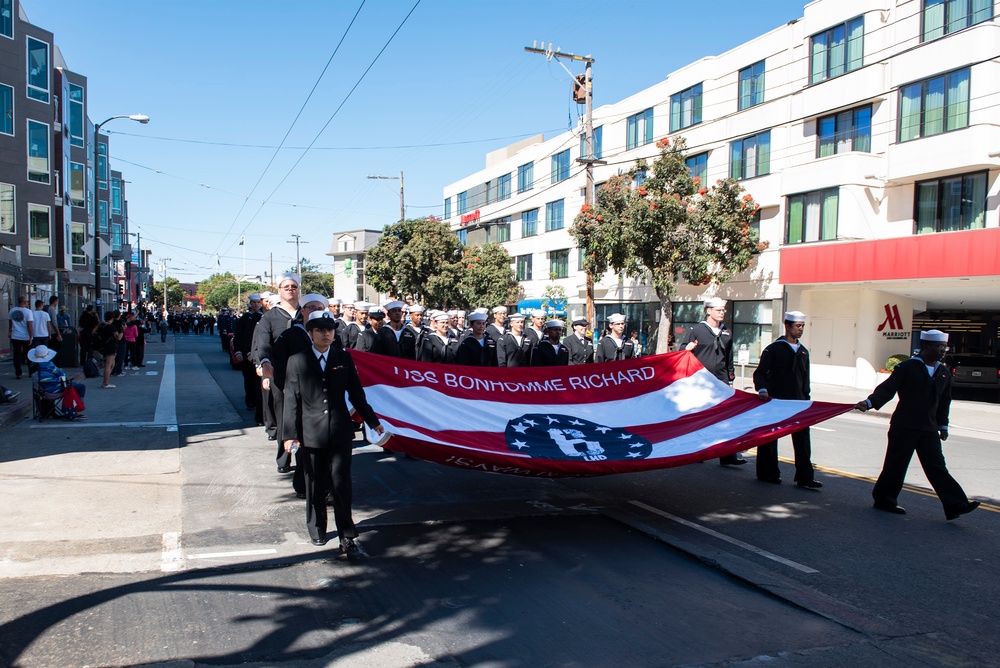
[{"xmin": 351, "ymin": 350, "xmax": 853, "ymax": 478}]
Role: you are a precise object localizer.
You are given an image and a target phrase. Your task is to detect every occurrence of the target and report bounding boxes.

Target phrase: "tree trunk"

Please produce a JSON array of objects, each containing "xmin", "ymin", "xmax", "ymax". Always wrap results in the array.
[{"xmin": 654, "ymin": 290, "xmax": 672, "ymax": 354}]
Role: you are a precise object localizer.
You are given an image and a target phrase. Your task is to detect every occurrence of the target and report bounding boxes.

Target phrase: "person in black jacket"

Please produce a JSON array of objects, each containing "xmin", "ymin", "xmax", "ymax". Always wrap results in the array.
[
  {"xmin": 456, "ymin": 312, "xmax": 498, "ymax": 366},
  {"xmin": 681, "ymin": 298, "xmax": 744, "ymax": 466},
  {"xmin": 753, "ymin": 311, "xmax": 821, "ymax": 488},
  {"xmin": 253, "ymin": 275, "xmax": 301, "ymax": 445},
  {"xmin": 419, "ymin": 312, "xmax": 457, "ymax": 363},
  {"xmin": 564, "ymin": 317, "xmax": 594, "ymax": 365},
  {"xmin": 233, "ymin": 294, "xmax": 264, "ymax": 421},
  {"xmin": 373, "ymin": 301, "xmax": 418, "ymax": 359},
  {"xmin": 532, "ymin": 319, "xmax": 569, "ymax": 366},
  {"xmin": 355, "ymin": 307, "xmax": 384, "ymax": 352},
  {"xmin": 856, "ymin": 329, "xmax": 980, "ymax": 520},
  {"xmin": 283, "ymin": 311, "xmax": 383, "ymax": 559},
  {"xmin": 595, "ymin": 313, "xmax": 637, "ymax": 363}
]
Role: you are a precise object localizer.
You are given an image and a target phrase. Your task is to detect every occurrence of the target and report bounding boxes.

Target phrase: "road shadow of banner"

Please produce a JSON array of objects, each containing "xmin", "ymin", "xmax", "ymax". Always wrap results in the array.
[{"xmin": 351, "ymin": 350, "xmax": 853, "ymax": 478}]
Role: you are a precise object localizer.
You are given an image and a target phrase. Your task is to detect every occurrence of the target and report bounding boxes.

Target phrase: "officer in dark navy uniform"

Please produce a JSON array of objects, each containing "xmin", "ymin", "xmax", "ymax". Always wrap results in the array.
[
  {"xmin": 595, "ymin": 313, "xmax": 636, "ymax": 363},
  {"xmin": 342, "ymin": 301, "xmax": 369, "ymax": 349},
  {"xmin": 564, "ymin": 317, "xmax": 594, "ymax": 365},
  {"xmin": 374, "ymin": 300, "xmax": 418, "ymax": 359},
  {"xmin": 233, "ymin": 294, "xmax": 264, "ymax": 423},
  {"xmin": 486, "ymin": 306, "xmax": 507, "ymax": 343},
  {"xmin": 456, "ymin": 311, "xmax": 497, "ymax": 366},
  {"xmin": 531, "ymin": 319, "xmax": 569, "ymax": 366},
  {"xmin": 283, "ymin": 311, "xmax": 383, "ymax": 559},
  {"xmin": 856, "ymin": 329, "xmax": 980, "ymax": 520},
  {"xmin": 754, "ymin": 311, "xmax": 821, "ymax": 488}
]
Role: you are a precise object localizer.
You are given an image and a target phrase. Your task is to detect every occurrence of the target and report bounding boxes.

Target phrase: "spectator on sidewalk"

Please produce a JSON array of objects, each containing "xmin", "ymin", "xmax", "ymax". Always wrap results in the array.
[
  {"xmin": 29, "ymin": 344, "xmax": 87, "ymax": 401},
  {"xmin": 32, "ymin": 299, "xmax": 59, "ymax": 350},
  {"xmin": 94, "ymin": 311, "xmax": 123, "ymax": 389},
  {"xmin": 78, "ymin": 305, "xmax": 99, "ymax": 362},
  {"xmin": 8, "ymin": 296, "xmax": 34, "ymax": 379}
]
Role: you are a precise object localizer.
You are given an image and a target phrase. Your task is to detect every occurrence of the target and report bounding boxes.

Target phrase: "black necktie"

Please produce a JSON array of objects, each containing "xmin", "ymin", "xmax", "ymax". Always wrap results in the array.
[{"xmin": 319, "ymin": 355, "xmax": 326, "ymax": 372}]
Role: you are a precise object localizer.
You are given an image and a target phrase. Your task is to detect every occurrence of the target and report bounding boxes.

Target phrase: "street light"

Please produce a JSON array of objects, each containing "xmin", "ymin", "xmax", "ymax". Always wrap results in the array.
[{"xmin": 93, "ymin": 114, "xmax": 149, "ymax": 317}]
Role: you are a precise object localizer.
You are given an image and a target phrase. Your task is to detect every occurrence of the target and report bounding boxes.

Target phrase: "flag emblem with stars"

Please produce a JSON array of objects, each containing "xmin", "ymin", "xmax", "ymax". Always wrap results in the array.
[{"xmin": 504, "ymin": 414, "xmax": 652, "ymax": 462}]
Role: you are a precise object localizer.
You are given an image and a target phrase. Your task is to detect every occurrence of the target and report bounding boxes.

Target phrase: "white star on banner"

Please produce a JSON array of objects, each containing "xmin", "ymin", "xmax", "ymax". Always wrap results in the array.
[
  {"xmin": 627, "ymin": 452, "xmax": 644, "ymax": 458},
  {"xmin": 512, "ymin": 440, "xmax": 529, "ymax": 449},
  {"xmin": 545, "ymin": 416, "xmax": 560, "ymax": 424},
  {"xmin": 620, "ymin": 433, "xmax": 633, "ymax": 440},
  {"xmin": 595, "ymin": 426, "xmax": 611, "ymax": 434},
  {"xmin": 524, "ymin": 419, "xmax": 537, "ymax": 427},
  {"xmin": 569, "ymin": 419, "xmax": 584, "ymax": 426},
  {"xmin": 512, "ymin": 423, "xmax": 529, "ymax": 434}
]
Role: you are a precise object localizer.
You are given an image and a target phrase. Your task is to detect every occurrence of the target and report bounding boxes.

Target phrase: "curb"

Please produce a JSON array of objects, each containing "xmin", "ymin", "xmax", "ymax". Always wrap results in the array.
[{"xmin": 0, "ymin": 400, "xmax": 31, "ymax": 433}]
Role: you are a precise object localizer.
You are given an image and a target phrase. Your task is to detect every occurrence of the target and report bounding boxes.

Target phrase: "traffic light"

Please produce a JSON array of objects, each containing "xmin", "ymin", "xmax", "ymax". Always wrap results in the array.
[
  {"xmin": 572, "ymin": 74, "xmax": 587, "ymax": 104},
  {"xmin": 118, "ymin": 283, "xmax": 125, "ymax": 295}
]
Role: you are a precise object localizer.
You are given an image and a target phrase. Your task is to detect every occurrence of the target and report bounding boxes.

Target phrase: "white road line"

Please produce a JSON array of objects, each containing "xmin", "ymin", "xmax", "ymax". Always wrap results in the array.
[
  {"xmin": 161, "ymin": 532, "xmax": 184, "ymax": 572},
  {"xmin": 629, "ymin": 500, "xmax": 819, "ymax": 574},
  {"xmin": 29, "ymin": 421, "xmax": 222, "ymax": 429},
  {"xmin": 154, "ymin": 354, "xmax": 176, "ymax": 426},
  {"xmin": 186, "ymin": 549, "xmax": 277, "ymax": 560},
  {"xmin": 812, "ymin": 426, "xmax": 834, "ymax": 432}
]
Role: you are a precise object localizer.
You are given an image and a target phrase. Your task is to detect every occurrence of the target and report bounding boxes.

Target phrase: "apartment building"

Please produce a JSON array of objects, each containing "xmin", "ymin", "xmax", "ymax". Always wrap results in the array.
[
  {"xmin": 0, "ymin": 0, "xmax": 135, "ymax": 355},
  {"xmin": 442, "ymin": 0, "xmax": 999, "ymax": 388}
]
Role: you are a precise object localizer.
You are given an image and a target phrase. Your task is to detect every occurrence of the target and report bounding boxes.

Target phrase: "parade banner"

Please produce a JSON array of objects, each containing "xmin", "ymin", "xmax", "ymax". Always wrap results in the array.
[{"xmin": 351, "ymin": 350, "xmax": 854, "ymax": 478}]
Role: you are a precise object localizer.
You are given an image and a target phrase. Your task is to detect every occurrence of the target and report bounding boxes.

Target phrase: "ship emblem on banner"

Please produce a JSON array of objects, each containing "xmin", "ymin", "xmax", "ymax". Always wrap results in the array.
[{"xmin": 505, "ymin": 414, "xmax": 652, "ymax": 462}]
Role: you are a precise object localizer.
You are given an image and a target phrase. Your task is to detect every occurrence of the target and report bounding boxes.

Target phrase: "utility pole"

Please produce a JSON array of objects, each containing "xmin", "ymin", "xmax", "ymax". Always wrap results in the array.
[
  {"xmin": 524, "ymin": 43, "xmax": 603, "ymax": 327},
  {"xmin": 287, "ymin": 234, "xmax": 308, "ymax": 277},
  {"xmin": 367, "ymin": 171, "xmax": 405, "ymax": 222},
  {"xmin": 160, "ymin": 258, "xmax": 171, "ymax": 315}
]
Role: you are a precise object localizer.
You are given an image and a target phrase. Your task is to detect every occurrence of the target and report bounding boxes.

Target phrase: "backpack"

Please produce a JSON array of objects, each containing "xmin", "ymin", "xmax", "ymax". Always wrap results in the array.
[{"xmin": 82, "ymin": 358, "xmax": 100, "ymax": 378}]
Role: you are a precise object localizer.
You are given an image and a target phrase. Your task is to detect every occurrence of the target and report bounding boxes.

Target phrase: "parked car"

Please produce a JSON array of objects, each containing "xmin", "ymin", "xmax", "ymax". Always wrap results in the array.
[{"xmin": 945, "ymin": 354, "xmax": 1000, "ymax": 400}]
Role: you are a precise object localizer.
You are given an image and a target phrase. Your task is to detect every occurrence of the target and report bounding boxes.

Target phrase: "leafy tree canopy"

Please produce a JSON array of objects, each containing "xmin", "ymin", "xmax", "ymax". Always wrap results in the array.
[
  {"xmin": 571, "ymin": 136, "xmax": 765, "ymax": 352},
  {"xmin": 458, "ymin": 243, "xmax": 519, "ymax": 309},
  {"xmin": 367, "ymin": 218, "xmax": 464, "ymax": 307},
  {"xmin": 149, "ymin": 278, "xmax": 187, "ymax": 311},
  {"xmin": 283, "ymin": 258, "xmax": 336, "ymax": 297}
]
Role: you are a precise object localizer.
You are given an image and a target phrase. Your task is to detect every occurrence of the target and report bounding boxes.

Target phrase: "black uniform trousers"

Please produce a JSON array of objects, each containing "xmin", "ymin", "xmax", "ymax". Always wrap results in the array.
[
  {"xmin": 756, "ymin": 429, "xmax": 814, "ymax": 483},
  {"xmin": 241, "ymin": 360, "xmax": 263, "ymax": 424},
  {"xmin": 301, "ymin": 443, "xmax": 356, "ymax": 542},
  {"xmin": 872, "ymin": 426, "xmax": 968, "ymax": 510}
]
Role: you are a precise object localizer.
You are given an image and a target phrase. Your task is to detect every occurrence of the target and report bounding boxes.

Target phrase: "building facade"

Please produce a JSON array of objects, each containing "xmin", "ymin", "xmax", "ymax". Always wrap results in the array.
[
  {"xmin": 326, "ymin": 229, "xmax": 384, "ymax": 304},
  {"xmin": 441, "ymin": 0, "xmax": 999, "ymax": 389},
  {"xmin": 0, "ymin": 0, "xmax": 138, "ymax": 355}
]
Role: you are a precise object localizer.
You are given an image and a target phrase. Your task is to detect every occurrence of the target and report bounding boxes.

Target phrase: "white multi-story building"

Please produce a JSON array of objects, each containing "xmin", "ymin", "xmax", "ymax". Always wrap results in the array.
[{"xmin": 442, "ymin": 0, "xmax": 999, "ymax": 389}]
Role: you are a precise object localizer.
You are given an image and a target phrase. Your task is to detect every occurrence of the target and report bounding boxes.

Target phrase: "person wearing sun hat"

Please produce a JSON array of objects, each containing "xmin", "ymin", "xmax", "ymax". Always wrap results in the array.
[
  {"xmin": 29, "ymin": 344, "xmax": 87, "ymax": 405},
  {"xmin": 856, "ymin": 329, "xmax": 980, "ymax": 520}
]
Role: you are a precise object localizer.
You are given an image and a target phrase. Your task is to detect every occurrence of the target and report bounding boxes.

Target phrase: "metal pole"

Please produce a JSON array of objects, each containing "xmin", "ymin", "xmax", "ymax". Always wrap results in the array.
[
  {"xmin": 161, "ymin": 258, "xmax": 170, "ymax": 315},
  {"xmin": 399, "ymin": 170, "xmax": 405, "ymax": 223},
  {"xmin": 583, "ymin": 59, "xmax": 596, "ymax": 328},
  {"xmin": 93, "ymin": 120, "xmax": 105, "ymax": 318}
]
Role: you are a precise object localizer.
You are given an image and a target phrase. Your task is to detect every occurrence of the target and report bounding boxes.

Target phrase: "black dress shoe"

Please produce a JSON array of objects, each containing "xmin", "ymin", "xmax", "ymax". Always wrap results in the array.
[
  {"xmin": 945, "ymin": 500, "xmax": 980, "ymax": 520},
  {"xmin": 720, "ymin": 455, "xmax": 748, "ymax": 466},
  {"xmin": 340, "ymin": 537, "xmax": 365, "ymax": 561},
  {"xmin": 757, "ymin": 476, "xmax": 782, "ymax": 484},
  {"xmin": 277, "ymin": 466, "xmax": 293, "ymax": 474},
  {"xmin": 797, "ymin": 480, "xmax": 824, "ymax": 489},
  {"xmin": 311, "ymin": 537, "xmax": 327, "ymax": 546},
  {"xmin": 873, "ymin": 502, "xmax": 906, "ymax": 514},
  {"xmin": 295, "ymin": 492, "xmax": 306, "ymax": 499},
  {"xmin": 267, "ymin": 435, "xmax": 277, "ymax": 441}
]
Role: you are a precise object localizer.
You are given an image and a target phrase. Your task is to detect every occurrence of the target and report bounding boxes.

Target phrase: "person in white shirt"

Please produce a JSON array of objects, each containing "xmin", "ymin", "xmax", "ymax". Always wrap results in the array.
[
  {"xmin": 32, "ymin": 299, "xmax": 59, "ymax": 349},
  {"xmin": 8, "ymin": 296, "xmax": 34, "ymax": 379}
]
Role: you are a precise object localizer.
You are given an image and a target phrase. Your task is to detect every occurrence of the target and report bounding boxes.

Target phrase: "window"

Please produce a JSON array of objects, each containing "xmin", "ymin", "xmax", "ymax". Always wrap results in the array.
[
  {"xmin": 496, "ymin": 173, "xmax": 511, "ymax": 201},
  {"xmin": 551, "ymin": 149, "xmax": 570, "ymax": 183},
  {"xmin": 923, "ymin": 0, "xmax": 992, "ymax": 41},
  {"xmin": 817, "ymin": 104, "xmax": 871, "ymax": 157},
  {"xmin": 0, "ymin": 83, "xmax": 11, "ymax": 135},
  {"xmin": 786, "ymin": 188, "xmax": 838, "ymax": 244},
  {"xmin": 0, "ymin": 183, "xmax": 13, "ymax": 234},
  {"xmin": 98, "ymin": 142, "xmax": 108, "ymax": 190},
  {"xmin": 26, "ymin": 37, "xmax": 50, "ymax": 103},
  {"xmin": 810, "ymin": 16, "xmax": 864, "ymax": 84},
  {"xmin": 99, "ymin": 199, "xmax": 108, "ymax": 233},
  {"xmin": 522, "ymin": 209, "xmax": 538, "ymax": 237},
  {"xmin": 738, "ymin": 61, "xmax": 765, "ymax": 110},
  {"xmin": 632, "ymin": 170, "xmax": 647, "ymax": 188},
  {"xmin": 111, "ymin": 179, "xmax": 122, "ymax": 214},
  {"xmin": 27, "ymin": 120, "xmax": 49, "ymax": 184},
  {"xmin": 28, "ymin": 204, "xmax": 51, "ymax": 256},
  {"xmin": 545, "ymin": 199, "xmax": 564, "ymax": 232},
  {"xmin": 670, "ymin": 84, "xmax": 702, "ymax": 131},
  {"xmin": 685, "ymin": 152, "xmax": 708, "ymax": 185},
  {"xmin": 101, "ymin": 253, "xmax": 110, "ymax": 278},
  {"xmin": 69, "ymin": 162, "xmax": 85, "ymax": 207},
  {"xmin": 899, "ymin": 68, "xmax": 969, "ymax": 142},
  {"xmin": 915, "ymin": 171, "xmax": 987, "ymax": 234},
  {"xmin": 68, "ymin": 84, "xmax": 84, "ymax": 147},
  {"xmin": 730, "ymin": 131, "xmax": 770, "ymax": 180},
  {"xmin": 456, "ymin": 229, "xmax": 467, "ymax": 245},
  {"xmin": 580, "ymin": 125, "xmax": 603, "ymax": 159},
  {"xmin": 549, "ymin": 249, "xmax": 570, "ymax": 279},
  {"xmin": 732, "ymin": 300, "xmax": 774, "ymax": 364},
  {"xmin": 1, "ymin": 0, "xmax": 12, "ymax": 38},
  {"xmin": 518, "ymin": 161, "xmax": 534, "ymax": 193},
  {"xmin": 444, "ymin": 197, "xmax": 451, "ymax": 219},
  {"xmin": 111, "ymin": 223, "xmax": 122, "ymax": 251},
  {"xmin": 457, "ymin": 191, "xmax": 468, "ymax": 215},
  {"xmin": 627, "ymin": 107, "xmax": 653, "ymax": 150},
  {"xmin": 494, "ymin": 217, "xmax": 511, "ymax": 242},
  {"xmin": 71, "ymin": 222, "xmax": 86, "ymax": 264},
  {"xmin": 517, "ymin": 254, "xmax": 533, "ymax": 281}
]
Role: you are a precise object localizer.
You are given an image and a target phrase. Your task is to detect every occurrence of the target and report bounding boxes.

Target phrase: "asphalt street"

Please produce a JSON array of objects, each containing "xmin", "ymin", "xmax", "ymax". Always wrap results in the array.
[{"xmin": 0, "ymin": 332, "xmax": 998, "ymax": 667}]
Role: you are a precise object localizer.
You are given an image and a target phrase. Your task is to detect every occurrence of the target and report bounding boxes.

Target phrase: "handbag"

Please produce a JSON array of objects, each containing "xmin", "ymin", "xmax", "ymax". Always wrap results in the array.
[{"xmin": 62, "ymin": 384, "xmax": 86, "ymax": 412}]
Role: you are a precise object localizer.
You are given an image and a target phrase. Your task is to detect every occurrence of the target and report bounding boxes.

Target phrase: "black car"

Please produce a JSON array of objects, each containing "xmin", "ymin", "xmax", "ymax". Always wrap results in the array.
[{"xmin": 945, "ymin": 354, "xmax": 1000, "ymax": 400}]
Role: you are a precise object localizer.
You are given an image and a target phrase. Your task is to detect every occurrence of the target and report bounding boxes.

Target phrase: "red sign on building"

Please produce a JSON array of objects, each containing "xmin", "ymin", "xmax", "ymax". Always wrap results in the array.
[{"xmin": 460, "ymin": 209, "xmax": 481, "ymax": 225}]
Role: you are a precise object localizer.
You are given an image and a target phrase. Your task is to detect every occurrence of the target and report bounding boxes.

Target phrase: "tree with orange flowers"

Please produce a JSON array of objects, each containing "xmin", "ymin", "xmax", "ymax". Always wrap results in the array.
[{"xmin": 571, "ymin": 136, "xmax": 765, "ymax": 353}]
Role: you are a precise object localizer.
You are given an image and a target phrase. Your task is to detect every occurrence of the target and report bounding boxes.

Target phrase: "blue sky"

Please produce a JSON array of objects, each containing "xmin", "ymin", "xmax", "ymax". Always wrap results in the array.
[{"xmin": 24, "ymin": 0, "xmax": 807, "ymax": 282}]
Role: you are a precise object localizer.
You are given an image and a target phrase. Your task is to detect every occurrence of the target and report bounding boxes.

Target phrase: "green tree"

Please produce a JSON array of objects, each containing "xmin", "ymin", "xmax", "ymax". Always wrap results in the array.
[
  {"xmin": 149, "ymin": 278, "xmax": 187, "ymax": 311},
  {"xmin": 366, "ymin": 218, "xmax": 464, "ymax": 307},
  {"xmin": 205, "ymin": 281, "xmax": 267, "ymax": 311},
  {"xmin": 196, "ymin": 272, "xmax": 238, "ymax": 299},
  {"xmin": 282, "ymin": 258, "xmax": 337, "ymax": 298},
  {"xmin": 458, "ymin": 243, "xmax": 519, "ymax": 309},
  {"xmin": 540, "ymin": 278, "xmax": 567, "ymax": 314},
  {"xmin": 571, "ymin": 136, "xmax": 765, "ymax": 353}
]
